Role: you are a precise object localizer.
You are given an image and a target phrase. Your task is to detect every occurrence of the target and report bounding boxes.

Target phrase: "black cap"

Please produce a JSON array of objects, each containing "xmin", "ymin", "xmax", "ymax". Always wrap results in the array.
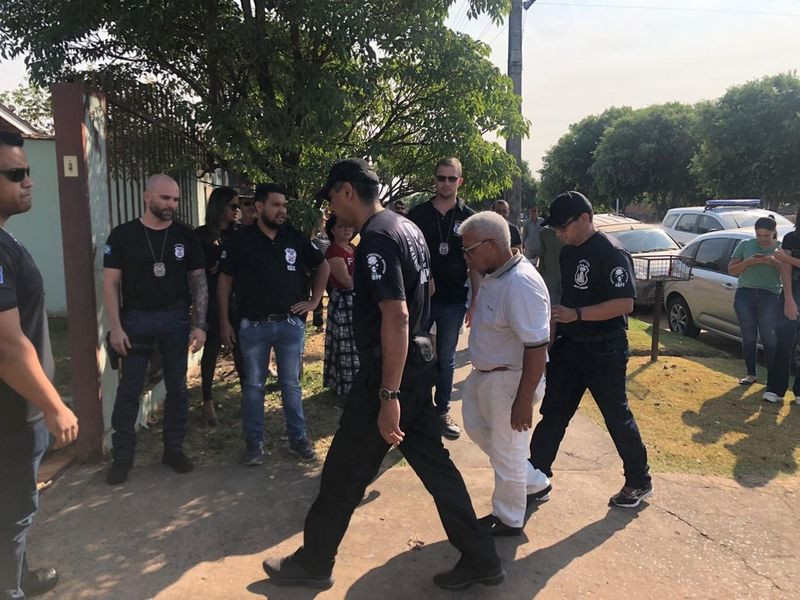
[
  {"xmin": 541, "ymin": 191, "xmax": 593, "ymax": 227},
  {"xmin": 316, "ymin": 158, "xmax": 380, "ymax": 199}
]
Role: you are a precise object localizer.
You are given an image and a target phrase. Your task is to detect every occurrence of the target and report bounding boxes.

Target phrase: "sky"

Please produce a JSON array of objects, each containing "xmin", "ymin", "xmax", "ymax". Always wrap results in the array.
[{"xmin": 2, "ymin": 1, "xmax": 799, "ymax": 174}]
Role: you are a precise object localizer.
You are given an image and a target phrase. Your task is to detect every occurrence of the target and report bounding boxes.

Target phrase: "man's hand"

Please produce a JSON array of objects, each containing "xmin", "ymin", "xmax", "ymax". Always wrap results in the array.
[
  {"xmin": 786, "ymin": 298, "xmax": 799, "ymax": 321},
  {"xmin": 291, "ymin": 300, "xmax": 317, "ymax": 315},
  {"xmin": 189, "ymin": 328, "xmax": 206, "ymax": 353},
  {"xmin": 220, "ymin": 320, "xmax": 236, "ymax": 346},
  {"xmin": 510, "ymin": 397, "xmax": 534, "ymax": 432},
  {"xmin": 551, "ymin": 304, "xmax": 578, "ymax": 324},
  {"xmin": 44, "ymin": 404, "xmax": 79, "ymax": 448},
  {"xmin": 377, "ymin": 398, "xmax": 405, "ymax": 445},
  {"xmin": 465, "ymin": 303, "xmax": 475, "ymax": 328},
  {"xmin": 109, "ymin": 327, "xmax": 131, "ymax": 356}
]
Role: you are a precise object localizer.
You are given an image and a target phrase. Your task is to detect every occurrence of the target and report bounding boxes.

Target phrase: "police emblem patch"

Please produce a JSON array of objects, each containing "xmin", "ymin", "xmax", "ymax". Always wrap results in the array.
[
  {"xmin": 0, "ymin": 266, "xmax": 4, "ymax": 284},
  {"xmin": 366, "ymin": 253, "xmax": 387, "ymax": 281},
  {"xmin": 104, "ymin": 244, "xmax": 112, "ymax": 256},
  {"xmin": 574, "ymin": 259, "xmax": 590, "ymax": 289},
  {"xmin": 610, "ymin": 266, "xmax": 629, "ymax": 288},
  {"xmin": 174, "ymin": 243, "xmax": 185, "ymax": 260},
  {"xmin": 285, "ymin": 248, "xmax": 297, "ymax": 265}
]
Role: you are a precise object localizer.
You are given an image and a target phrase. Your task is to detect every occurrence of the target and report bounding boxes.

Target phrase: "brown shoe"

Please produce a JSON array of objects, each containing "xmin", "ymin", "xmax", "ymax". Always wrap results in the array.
[{"xmin": 202, "ymin": 400, "xmax": 219, "ymax": 426}]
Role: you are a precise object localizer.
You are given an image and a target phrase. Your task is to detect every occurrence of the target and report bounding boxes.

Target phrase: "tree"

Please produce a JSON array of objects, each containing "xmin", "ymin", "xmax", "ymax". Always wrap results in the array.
[
  {"xmin": 538, "ymin": 106, "xmax": 631, "ymax": 206},
  {"xmin": 0, "ymin": 0, "xmax": 524, "ymax": 204},
  {"xmin": 691, "ymin": 72, "xmax": 800, "ymax": 210},
  {"xmin": 591, "ymin": 103, "xmax": 701, "ymax": 214},
  {"xmin": 0, "ymin": 80, "xmax": 53, "ymax": 134}
]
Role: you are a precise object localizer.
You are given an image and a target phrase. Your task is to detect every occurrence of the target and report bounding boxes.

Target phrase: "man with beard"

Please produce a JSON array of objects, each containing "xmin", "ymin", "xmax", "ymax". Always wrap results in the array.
[
  {"xmin": 0, "ymin": 131, "xmax": 78, "ymax": 598},
  {"xmin": 218, "ymin": 183, "xmax": 330, "ymax": 465},
  {"xmin": 103, "ymin": 173, "xmax": 208, "ymax": 485},
  {"xmin": 262, "ymin": 158, "xmax": 503, "ymax": 592}
]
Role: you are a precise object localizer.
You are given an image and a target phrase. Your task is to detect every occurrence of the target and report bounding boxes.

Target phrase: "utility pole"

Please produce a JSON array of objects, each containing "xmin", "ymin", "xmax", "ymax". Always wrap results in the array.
[{"xmin": 505, "ymin": 0, "xmax": 536, "ymax": 224}]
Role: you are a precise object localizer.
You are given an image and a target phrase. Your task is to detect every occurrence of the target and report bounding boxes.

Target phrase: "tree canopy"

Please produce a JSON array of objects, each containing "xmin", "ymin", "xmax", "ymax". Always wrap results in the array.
[{"xmin": 0, "ymin": 0, "xmax": 524, "ymax": 203}]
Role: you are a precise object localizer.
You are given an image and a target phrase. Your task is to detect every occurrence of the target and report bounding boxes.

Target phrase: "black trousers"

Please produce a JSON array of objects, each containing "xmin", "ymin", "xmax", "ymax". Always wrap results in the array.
[
  {"xmin": 529, "ymin": 336, "xmax": 651, "ymax": 489},
  {"xmin": 200, "ymin": 301, "xmax": 244, "ymax": 402},
  {"xmin": 293, "ymin": 356, "xmax": 499, "ymax": 576}
]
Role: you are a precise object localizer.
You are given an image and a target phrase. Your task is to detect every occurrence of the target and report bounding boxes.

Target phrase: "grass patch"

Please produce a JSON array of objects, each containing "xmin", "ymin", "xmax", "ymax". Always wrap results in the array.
[
  {"xmin": 627, "ymin": 318, "xmax": 727, "ymax": 358},
  {"xmin": 578, "ymin": 320, "xmax": 800, "ymax": 484}
]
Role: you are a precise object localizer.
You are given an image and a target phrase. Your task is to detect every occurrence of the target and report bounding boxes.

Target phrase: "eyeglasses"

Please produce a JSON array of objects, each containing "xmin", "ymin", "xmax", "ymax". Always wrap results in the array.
[
  {"xmin": 555, "ymin": 218, "xmax": 576, "ymax": 232},
  {"xmin": 462, "ymin": 239, "xmax": 491, "ymax": 255},
  {"xmin": 435, "ymin": 175, "xmax": 459, "ymax": 183},
  {"xmin": 0, "ymin": 167, "xmax": 30, "ymax": 183}
]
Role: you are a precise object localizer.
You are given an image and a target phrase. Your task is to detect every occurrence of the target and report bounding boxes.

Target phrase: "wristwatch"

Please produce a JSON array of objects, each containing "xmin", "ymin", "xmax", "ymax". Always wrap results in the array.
[{"xmin": 379, "ymin": 388, "xmax": 401, "ymax": 402}]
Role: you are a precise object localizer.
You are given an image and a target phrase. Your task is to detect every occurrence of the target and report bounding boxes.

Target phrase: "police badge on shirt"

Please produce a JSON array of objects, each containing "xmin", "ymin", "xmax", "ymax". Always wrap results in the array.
[{"xmin": 285, "ymin": 247, "xmax": 297, "ymax": 271}]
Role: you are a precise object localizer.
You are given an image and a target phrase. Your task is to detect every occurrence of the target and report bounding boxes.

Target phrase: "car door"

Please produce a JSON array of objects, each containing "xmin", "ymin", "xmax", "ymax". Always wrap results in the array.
[
  {"xmin": 689, "ymin": 237, "xmax": 740, "ymax": 336},
  {"xmin": 671, "ymin": 213, "xmax": 699, "ymax": 245}
]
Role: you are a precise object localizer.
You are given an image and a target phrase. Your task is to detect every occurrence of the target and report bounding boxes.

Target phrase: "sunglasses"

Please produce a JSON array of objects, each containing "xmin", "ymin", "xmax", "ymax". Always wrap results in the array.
[
  {"xmin": 0, "ymin": 167, "xmax": 30, "ymax": 183},
  {"xmin": 239, "ymin": 201, "xmax": 253, "ymax": 207},
  {"xmin": 555, "ymin": 218, "xmax": 576, "ymax": 232},
  {"xmin": 462, "ymin": 239, "xmax": 491, "ymax": 255},
  {"xmin": 435, "ymin": 175, "xmax": 459, "ymax": 183},
  {"xmin": 228, "ymin": 203, "xmax": 240, "ymax": 211}
]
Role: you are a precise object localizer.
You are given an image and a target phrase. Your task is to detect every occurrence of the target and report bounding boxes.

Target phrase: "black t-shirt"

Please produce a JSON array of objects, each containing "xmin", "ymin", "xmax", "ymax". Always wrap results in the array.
[
  {"xmin": 0, "ymin": 228, "xmax": 51, "ymax": 431},
  {"xmin": 407, "ymin": 197, "xmax": 474, "ymax": 305},
  {"xmin": 782, "ymin": 230, "xmax": 800, "ymax": 297},
  {"xmin": 509, "ymin": 223, "xmax": 522, "ymax": 247},
  {"xmin": 220, "ymin": 224, "xmax": 323, "ymax": 319},
  {"xmin": 195, "ymin": 223, "xmax": 238, "ymax": 301},
  {"xmin": 558, "ymin": 230, "xmax": 636, "ymax": 338},
  {"xmin": 353, "ymin": 210, "xmax": 431, "ymax": 352},
  {"xmin": 104, "ymin": 220, "xmax": 204, "ymax": 311}
]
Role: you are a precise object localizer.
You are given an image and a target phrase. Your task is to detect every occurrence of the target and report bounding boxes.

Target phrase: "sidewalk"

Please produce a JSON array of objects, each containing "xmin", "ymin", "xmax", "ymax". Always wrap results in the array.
[{"xmin": 30, "ymin": 337, "xmax": 799, "ymax": 599}]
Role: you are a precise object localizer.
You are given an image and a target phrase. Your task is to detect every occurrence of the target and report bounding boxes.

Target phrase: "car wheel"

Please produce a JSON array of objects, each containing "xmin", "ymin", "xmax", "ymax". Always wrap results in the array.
[{"xmin": 667, "ymin": 295, "xmax": 700, "ymax": 337}]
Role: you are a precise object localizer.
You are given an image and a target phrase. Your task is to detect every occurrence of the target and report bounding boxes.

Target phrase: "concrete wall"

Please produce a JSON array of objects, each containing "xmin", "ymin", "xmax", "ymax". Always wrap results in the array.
[{"xmin": 5, "ymin": 138, "xmax": 68, "ymax": 316}]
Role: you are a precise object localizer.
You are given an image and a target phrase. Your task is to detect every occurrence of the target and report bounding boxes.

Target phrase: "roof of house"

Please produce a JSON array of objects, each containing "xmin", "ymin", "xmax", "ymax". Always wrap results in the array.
[{"xmin": 0, "ymin": 102, "xmax": 49, "ymax": 137}]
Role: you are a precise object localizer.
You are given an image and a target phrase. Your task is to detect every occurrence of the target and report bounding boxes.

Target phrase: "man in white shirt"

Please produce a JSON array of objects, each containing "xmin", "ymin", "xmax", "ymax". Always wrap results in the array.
[{"xmin": 459, "ymin": 211, "xmax": 552, "ymax": 536}]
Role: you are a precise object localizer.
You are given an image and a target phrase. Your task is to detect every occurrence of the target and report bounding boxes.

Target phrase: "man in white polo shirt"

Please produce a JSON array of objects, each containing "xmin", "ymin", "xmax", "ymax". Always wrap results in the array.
[{"xmin": 460, "ymin": 211, "xmax": 552, "ymax": 536}]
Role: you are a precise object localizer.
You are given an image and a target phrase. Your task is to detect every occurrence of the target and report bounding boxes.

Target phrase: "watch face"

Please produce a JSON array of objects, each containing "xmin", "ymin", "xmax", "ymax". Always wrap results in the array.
[{"xmin": 379, "ymin": 389, "xmax": 390, "ymax": 401}]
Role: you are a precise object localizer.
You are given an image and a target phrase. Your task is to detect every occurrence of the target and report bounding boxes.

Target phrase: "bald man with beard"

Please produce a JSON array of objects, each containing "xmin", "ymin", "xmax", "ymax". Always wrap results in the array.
[{"xmin": 103, "ymin": 174, "xmax": 208, "ymax": 485}]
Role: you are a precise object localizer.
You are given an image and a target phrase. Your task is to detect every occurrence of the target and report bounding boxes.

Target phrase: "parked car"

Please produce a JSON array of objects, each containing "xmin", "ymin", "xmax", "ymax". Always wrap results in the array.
[
  {"xmin": 664, "ymin": 225, "xmax": 795, "ymax": 341},
  {"xmin": 661, "ymin": 199, "xmax": 790, "ymax": 246},
  {"xmin": 594, "ymin": 214, "xmax": 681, "ymax": 305}
]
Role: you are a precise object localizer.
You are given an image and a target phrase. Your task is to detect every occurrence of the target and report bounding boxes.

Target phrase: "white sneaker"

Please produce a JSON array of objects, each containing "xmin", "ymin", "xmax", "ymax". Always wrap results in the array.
[
  {"xmin": 791, "ymin": 393, "xmax": 800, "ymax": 406},
  {"xmin": 762, "ymin": 391, "xmax": 782, "ymax": 404}
]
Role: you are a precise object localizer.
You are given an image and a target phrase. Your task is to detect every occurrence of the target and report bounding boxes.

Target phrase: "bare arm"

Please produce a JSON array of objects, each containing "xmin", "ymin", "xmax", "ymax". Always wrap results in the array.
[
  {"xmin": 188, "ymin": 268, "xmax": 208, "ymax": 352},
  {"xmin": 217, "ymin": 273, "xmax": 235, "ymax": 346},
  {"xmin": 780, "ymin": 258, "xmax": 797, "ymax": 320},
  {"xmin": 465, "ymin": 267, "xmax": 483, "ymax": 327},
  {"xmin": 0, "ymin": 309, "xmax": 78, "ymax": 446},
  {"xmin": 103, "ymin": 267, "xmax": 130, "ymax": 355},
  {"xmin": 328, "ymin": 256, "xmax": 353, "ymax": 289},
  {"xmin": 291, "ymin": 259, "xmax": 331, "ymax": 314},
  {"xmin": 376, "ymin": 299, "xmax": 409, "ymax": 445},
  {"xmin": 511, "ymin": 344, "xmax": 548, "ymax": 432},
  {"xmin": 551, "ymin": 297, "xmax": 634, "ymax": 324}
]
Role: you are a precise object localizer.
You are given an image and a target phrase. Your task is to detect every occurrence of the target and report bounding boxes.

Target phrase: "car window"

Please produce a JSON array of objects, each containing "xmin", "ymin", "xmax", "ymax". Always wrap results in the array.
[
  {"xmin": 697, "ymin": 215, "xmax": 722, "ymax": 235},
  {"xmin": 675, "ymin": 214, "xmax": 698, "ymax": 233},
  {"xmin": 733, "ymin": 212, "xmax": 791, "ymax": 228},
  {"xmin": 694, "ymin": 238, "xmax": 732, "ymax": 273},
  {"xmin": 663, "ymin": 214, "xmax": 678, "ymax": 228},
  {"xmin": 610, "ymin": 229, "xmax": 680, "ymax": 253}
]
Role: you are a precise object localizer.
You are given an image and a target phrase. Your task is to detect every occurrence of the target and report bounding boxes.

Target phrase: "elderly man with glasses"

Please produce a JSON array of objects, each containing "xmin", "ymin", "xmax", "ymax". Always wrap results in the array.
[{"xmin": 460, "ymin": 211, "xmax": 552, "ymax": 536}]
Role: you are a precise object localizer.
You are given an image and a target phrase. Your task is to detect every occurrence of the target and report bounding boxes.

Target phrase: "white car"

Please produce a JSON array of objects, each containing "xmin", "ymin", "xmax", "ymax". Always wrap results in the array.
[{"xmin": 661, "ymin": 199, "xmax": 790, "ymax": 246}]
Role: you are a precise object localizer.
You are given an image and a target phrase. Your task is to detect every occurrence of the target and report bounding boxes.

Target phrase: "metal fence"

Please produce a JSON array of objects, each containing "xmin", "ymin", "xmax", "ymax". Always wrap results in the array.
[{"xmin": 98, "ymin": 78, "xmax": 208, "ymax": 228}]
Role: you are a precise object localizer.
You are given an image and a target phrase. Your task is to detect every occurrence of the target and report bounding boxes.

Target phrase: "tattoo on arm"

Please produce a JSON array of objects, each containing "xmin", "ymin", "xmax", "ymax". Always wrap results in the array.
[{"xmin": 188, "ymin": 269, "xmax": 208, "ymax": 329}]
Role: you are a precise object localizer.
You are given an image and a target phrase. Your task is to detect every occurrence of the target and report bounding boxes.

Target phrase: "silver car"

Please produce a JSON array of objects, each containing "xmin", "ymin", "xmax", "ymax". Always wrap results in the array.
[{"xmin": 664, "ymin": 225, "xmax": 795, "ymax": 340}]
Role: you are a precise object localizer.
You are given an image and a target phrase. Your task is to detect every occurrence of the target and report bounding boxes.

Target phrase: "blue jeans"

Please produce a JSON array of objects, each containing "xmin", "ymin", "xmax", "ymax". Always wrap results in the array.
[
  {"xmin": 111, "ymin": 305, "xmax": 191, "ymax": 462},
  {"xmin": 428, "ymin": 301, "xmax": 467, "ymax": 415},
  {"xmin": 0, "ymin": 419, "xmax": 49, "ymax": 599},
  {"xmin": 733, "ymin": 287, "xmax": 780, "ymax": 378},
  {"xmin": 766, "ymin": 292, "xmax": 800, "ymax": 397},
  {"xmin": 238, "ymin": 316, "xmax": 307, "ymax": 445}
]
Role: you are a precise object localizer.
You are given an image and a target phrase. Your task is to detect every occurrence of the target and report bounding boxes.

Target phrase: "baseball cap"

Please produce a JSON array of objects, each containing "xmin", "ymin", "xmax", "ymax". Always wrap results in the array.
[
  {"xmin": 541, "ymin": 191, "xmax": 593, "ymax": 227},
  {"xmin": 316, "ymin": 158, "xmax": 380, "ymax": 199}
]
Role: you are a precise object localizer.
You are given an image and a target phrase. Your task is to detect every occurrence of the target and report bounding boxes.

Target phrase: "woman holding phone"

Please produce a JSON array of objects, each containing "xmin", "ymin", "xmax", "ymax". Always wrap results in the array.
[{"xmin": 728, "ymin": 216, "xmax": 782, "ymax": 388}]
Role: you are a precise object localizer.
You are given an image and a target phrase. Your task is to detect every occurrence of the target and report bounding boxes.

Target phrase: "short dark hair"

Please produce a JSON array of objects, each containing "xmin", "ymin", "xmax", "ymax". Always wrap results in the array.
[
  {"xmin": 0, "ymin": 131, "xmax": 24, "ymax": 148},
  {"xmin": 754, "ymin": 215, "xmax": 777, "ymax": 231},
  {"xmin": 332, "ymin": 180, "xmax": 380, "ymax": 204},
  {"xmin": 435, "ymin": 157, "xmax": 462, "ymax": 176},
  {"xmin": 254, "ymin": 182, "xmax": 288, "ymax": 203}
]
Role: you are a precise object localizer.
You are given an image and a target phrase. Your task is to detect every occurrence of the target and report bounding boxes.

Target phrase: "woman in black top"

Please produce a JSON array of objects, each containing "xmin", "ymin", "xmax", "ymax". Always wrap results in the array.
[{"xmin": 195, "ymin": 187, "xmax": 241, "ymax": 425}]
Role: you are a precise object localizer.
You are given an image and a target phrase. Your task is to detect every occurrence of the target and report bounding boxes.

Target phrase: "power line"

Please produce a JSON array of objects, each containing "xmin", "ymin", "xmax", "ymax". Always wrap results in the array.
[
  {"xmin": 476, "ymin": 18, "xmax": 495, "ymax": 42},
  {"xmin": 452, "ymin": 0, "xmax": 471, "ymax": 30},
  {"xmin": 534, "ymin": 1, "xmax": 800, "ymax": 18}
]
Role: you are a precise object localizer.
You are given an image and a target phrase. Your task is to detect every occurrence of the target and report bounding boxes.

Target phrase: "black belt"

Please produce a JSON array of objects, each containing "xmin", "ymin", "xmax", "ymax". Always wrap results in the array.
[
  {"xmin": 478, "ymin": 366, "xmax": 509, "ymax": 373},
  {"xmin": 561, "ymin": 331, "xmax": 625, "ymax": 344},
  {"xmin": 245, "ymin": 313, "xmax": 291, "ymax": 322}
]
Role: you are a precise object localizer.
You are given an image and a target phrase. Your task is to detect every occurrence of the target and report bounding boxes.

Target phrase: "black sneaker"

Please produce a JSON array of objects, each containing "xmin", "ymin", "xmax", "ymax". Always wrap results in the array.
[
  {"xmin": 288, "ymin": 438, "xmax": 316, "ymax": 461},
  {"xmin": 21, "ymin": 567, "xmax": 59, "ymax": 598},
  {"xmin": 433, "ymin": 558, "xmax": 506, "ymax": 591},
  {"xmin": 262, "ymin": 555, "xmax": 334, "ymax": 589},
  {"xmin": 241, "ymin": 442, "xmax": 264, "ymax": 466},
  {"xmin": 527, "ymin": 483, "xmax": 552, "ymax": 505},
  {"xmin": 478, "ymin": 514, "xmax": 522, "ymax": 537},
  {"xmin": 609, "ymin": 483, "xmax": 653, "ymax": 508},
  {"xmin": 439, "ymin": 412, "xmax": 461, "ymax": 440},
  {"xmin": 106, "ymin": 459, "xmax": 132, "ymax": 485},
  {"xmin": 162, "ymin": 451, "xmax": 194, "ymax": 474}
]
